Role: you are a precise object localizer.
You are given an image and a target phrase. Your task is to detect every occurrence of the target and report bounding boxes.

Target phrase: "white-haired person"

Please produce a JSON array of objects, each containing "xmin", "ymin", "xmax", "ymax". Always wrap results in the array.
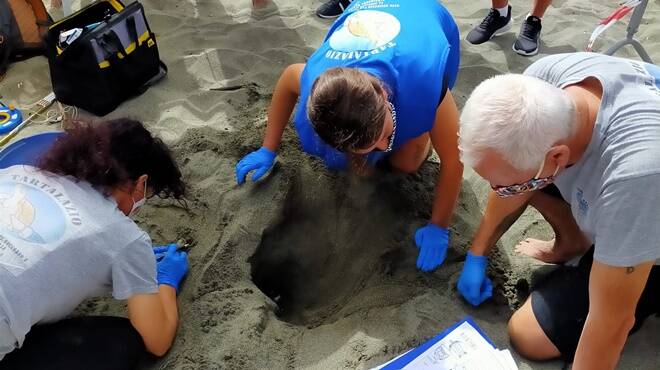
[{"xmin": 456, "ymin": 52, "xmax": 660, "ymax": 368}]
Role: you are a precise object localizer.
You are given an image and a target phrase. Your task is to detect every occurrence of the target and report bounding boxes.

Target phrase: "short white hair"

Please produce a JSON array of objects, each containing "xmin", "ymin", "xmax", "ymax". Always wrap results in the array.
[{"xmin": 459, "ymin": 74, "xmax": 576, "ymax": 171}]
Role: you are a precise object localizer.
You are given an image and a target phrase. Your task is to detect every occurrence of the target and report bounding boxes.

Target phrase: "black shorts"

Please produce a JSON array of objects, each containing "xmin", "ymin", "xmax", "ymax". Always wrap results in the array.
[
  {"xmin": 0, "ymin": 316, "xmax": 145, "ymax": 370},
  {"xmin": 531, "ymin": 185, "xmax": 660, "ymax": 361}
]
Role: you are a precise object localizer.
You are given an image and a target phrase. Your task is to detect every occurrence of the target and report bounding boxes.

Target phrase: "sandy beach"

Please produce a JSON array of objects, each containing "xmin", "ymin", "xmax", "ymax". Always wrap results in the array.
[{"xmin": 1, "ymin": 0, "xmax": 659, "ymax": 368}]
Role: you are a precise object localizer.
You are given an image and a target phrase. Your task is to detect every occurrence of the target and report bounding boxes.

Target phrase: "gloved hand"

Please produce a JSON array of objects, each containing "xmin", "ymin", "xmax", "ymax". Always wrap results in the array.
[
  {"xmin": 153, "ymin": 244, "xmax": 175, "ymax": 262},
  {"xmin": 457, "ymin": 251, "xmax": 493, "ymax": 306},
  {"xmin": 235, "ymin": 147, "xmax": 276, "ymax": 185},
  {"xmin": 414, "ymin": 224, "xmax": 450, "ymax": 272},
  {"xmin": 156, "ymin": 244, "xmax": 189, "ymax": 292}
]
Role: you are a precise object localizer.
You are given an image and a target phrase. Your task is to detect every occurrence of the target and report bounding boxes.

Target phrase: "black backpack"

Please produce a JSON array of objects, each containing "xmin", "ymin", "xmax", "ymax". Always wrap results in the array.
[{"xmin": 44, "ymin": 0, "xmax": 167, "ymax": 115}]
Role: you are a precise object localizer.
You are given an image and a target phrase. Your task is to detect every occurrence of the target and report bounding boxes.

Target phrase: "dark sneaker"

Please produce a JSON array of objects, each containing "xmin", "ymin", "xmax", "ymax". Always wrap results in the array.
[
  {"xmin": 466, "ymin": 6, "xmax": 513, "ymax": 45},
  {"xmin": 316, "ymin": 0, "xmax": 352, "ymax": 19},
  {"xmin": 513, "ymin": 15, "xmax": 542, "ymax": 56}
]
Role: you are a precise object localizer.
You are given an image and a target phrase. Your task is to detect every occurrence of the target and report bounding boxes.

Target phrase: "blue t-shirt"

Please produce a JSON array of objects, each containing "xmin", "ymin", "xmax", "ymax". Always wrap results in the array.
[{"xmin": 294, "ymin": 0, "xmax": 460, "ymax": 169}]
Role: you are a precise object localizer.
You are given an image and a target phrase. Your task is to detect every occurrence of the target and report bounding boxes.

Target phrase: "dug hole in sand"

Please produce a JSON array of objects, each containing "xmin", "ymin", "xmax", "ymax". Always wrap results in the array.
[
  {"xmin": 5, "ymin": 0, "xmax": 655, "ymax": 369},
  {"xmin": 170, "ymin": 136, "xmax": 525, "ymax": 369},
  {"xmin": 123, "ymin": 124, "xmax": 539, "ymax": 370},
  {"xmin": 75, "ymin": 114, "xmax": 537, "ymax": 369}
]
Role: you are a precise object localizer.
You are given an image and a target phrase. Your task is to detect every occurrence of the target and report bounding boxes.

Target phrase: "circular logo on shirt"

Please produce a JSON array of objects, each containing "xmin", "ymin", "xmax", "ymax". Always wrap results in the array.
[
  {"xmin": 643, "ymin": 62, "xmax": 660, "ymax": 90},
  {"xmin": 328, "ymin": 10, "xmax": 401, "ymax": 52},
  {"xmin": 0, "ymin": 183, "xmax": 66, "ymax": 244}
]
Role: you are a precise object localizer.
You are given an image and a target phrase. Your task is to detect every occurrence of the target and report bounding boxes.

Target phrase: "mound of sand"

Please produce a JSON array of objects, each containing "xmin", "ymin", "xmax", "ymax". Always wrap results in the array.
[{"xmin": 1, "ymin": 0, "xmax": 658, "ymax": 369}]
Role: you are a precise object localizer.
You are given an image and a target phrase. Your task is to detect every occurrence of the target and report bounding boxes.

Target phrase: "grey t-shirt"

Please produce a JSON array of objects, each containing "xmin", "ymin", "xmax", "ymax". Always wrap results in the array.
[
  {"xmin": 525, "ymin": 52, "xmax": 660, "ymax": 267},
  {"xmin": 0, "ymin": 165, "xmax": 158, "ymax": 357}
]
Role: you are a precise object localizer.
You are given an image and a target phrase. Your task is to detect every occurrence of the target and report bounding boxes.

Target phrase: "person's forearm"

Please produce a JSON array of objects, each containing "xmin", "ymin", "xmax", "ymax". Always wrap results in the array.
[
  {"xmin": 572, "ymin": 260, "xmax": 651, "ymax": 369},
  {"xmin": 572, "ymin": 313, "xmax": 634, "ymax": 370},
  {"xmin": 430, "ymin": 161, "xmax": 463, "ymax": 228},
  {"xmin": 262, "ymin": 69, "xmax": 300, "ymax": 151},
  {"xmin": 158, "ymin": 285, "xmax": 179, "ymax": 345},
  {"xmin": 470, "ymin": 191, "xmax": 532, "ymax": 256}
]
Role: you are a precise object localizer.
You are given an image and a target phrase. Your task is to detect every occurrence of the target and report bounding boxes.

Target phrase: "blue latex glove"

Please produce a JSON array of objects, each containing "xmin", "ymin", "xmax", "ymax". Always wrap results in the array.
[
  {"xmin": 156, "ymin": 244, "xmax": 189, "ymax": 292},
  {"xmin": 153, "ymin": 243, "xmax": 175, "ymax": 262},
  {"xmin": 414, "ymin": 224, "xmax": 449, "ymax": 272},
  {"xmin": 235, "ymin": 147, "xmax": 276, "ymax": 185},
  {"xmin": 457, "ymin": 251, "xmax": 493, "ymax": 306}
]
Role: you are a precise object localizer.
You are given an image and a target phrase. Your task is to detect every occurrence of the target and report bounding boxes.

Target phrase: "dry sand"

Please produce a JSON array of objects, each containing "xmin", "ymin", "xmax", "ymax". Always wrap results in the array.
[{"xmin": 1, "ymin": 0, "xmax": 659, "ymax": 368}]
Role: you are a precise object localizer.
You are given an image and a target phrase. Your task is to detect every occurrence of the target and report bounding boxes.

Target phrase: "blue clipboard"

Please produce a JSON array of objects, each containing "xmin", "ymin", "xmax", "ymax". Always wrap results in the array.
[{"xmin": 381, "ymin": 316, "xmax": 495, "ymax": 370}]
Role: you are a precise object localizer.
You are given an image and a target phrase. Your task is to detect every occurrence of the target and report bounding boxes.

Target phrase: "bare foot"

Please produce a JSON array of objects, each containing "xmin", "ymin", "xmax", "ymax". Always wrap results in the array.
[{"xmin": 514, "ymin": 238, "xmax": 569, "ymax": 264}]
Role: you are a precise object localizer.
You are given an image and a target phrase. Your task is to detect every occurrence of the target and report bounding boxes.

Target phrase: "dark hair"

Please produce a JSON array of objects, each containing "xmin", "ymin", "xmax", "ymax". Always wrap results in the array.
[
  {"xmin": 38, "ymin": 118, "xmax": 185, "ymax": 200},
  {"xmin": 307, "ymin": 68, "xmax": 388, "ymax": 152}
]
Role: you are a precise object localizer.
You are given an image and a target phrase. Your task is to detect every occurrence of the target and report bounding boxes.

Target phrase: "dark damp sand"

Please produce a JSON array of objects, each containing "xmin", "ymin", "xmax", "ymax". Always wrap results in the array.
[{"xmin": 2, "ymin": 0, "xmax": 657, "ymax": 368}]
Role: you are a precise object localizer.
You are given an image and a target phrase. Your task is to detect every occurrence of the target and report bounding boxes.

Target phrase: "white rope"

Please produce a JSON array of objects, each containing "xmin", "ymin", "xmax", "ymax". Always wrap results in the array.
[{"xmin": 17, "ymin": 100, "xmax": 78, "ymax": 127}]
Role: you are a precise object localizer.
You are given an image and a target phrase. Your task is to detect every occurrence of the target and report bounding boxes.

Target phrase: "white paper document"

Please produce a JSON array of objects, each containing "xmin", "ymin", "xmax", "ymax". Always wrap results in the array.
[
  {"xmin": 373, "ymin": 320, "xmax": 518, "ymax": 370},
  {"xmin": 405, "ymin": 322, "xmax": 516, "ymax": 370}
]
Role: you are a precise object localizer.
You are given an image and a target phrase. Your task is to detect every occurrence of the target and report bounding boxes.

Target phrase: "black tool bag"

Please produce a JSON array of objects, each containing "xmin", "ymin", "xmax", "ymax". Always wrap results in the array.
[{"xmin": 45, "ymin": 0, "xmax": 166, "ymax": 116}]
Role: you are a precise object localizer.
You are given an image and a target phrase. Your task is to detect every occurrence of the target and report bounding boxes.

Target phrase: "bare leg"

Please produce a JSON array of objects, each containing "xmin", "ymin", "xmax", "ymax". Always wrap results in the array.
[
  {"xmin": 530, "ymin": 0, "xmax": 552, "ymax": 18},
  {"xmin": 508, "ymin": 297, "xmax": 561, "ymax": 360},
  {"xmin": 388, "ymin": 133, "xmax": 431, "ymax": 174},
  {"xmin": 492, "ymin": 0, "xmax": 509, "ymax": 9},
  {"xmin": 515, "ymin": 190, "xmax": 591, "ymax": 263},
  {"xmin": 252, "ymin": 0, "xmax": 268, "ymax": 8}
]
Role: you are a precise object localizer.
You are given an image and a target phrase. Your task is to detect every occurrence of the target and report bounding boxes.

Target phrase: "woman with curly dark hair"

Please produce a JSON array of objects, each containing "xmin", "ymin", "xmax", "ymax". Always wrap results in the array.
[{"xmin": 0, "ymin": 118, "xmax": 188, "ymax": 369}]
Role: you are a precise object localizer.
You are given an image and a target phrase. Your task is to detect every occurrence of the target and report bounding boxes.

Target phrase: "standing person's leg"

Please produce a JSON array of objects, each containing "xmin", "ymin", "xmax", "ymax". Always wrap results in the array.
[
  {"xmin": 492, "ymin": 0, "xmax": 509, "ymax": 10},
  {"xmin": 531, "ymin": 0, "xmax": 552, "ymax": 17},
  {"xmin": 466, "ymin": 1, "xmax": 513, "ymax": 45},
  {"xmin": 252, "ymin": 0, "xmax": 268, "ymax": 8},
  {"xmin": 513, "ymin": 0, "xmax": 552, "ymax": 56},
  {"xmin": 0, "ymin": 316, "xmax": 146, "ymax": 370}
]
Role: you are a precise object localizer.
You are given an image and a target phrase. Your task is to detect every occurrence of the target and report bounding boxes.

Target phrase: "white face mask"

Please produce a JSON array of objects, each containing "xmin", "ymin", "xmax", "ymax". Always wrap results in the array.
[{"xmin": 129, "ymin": 180, "xmax": 147, "ymax": 217}]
